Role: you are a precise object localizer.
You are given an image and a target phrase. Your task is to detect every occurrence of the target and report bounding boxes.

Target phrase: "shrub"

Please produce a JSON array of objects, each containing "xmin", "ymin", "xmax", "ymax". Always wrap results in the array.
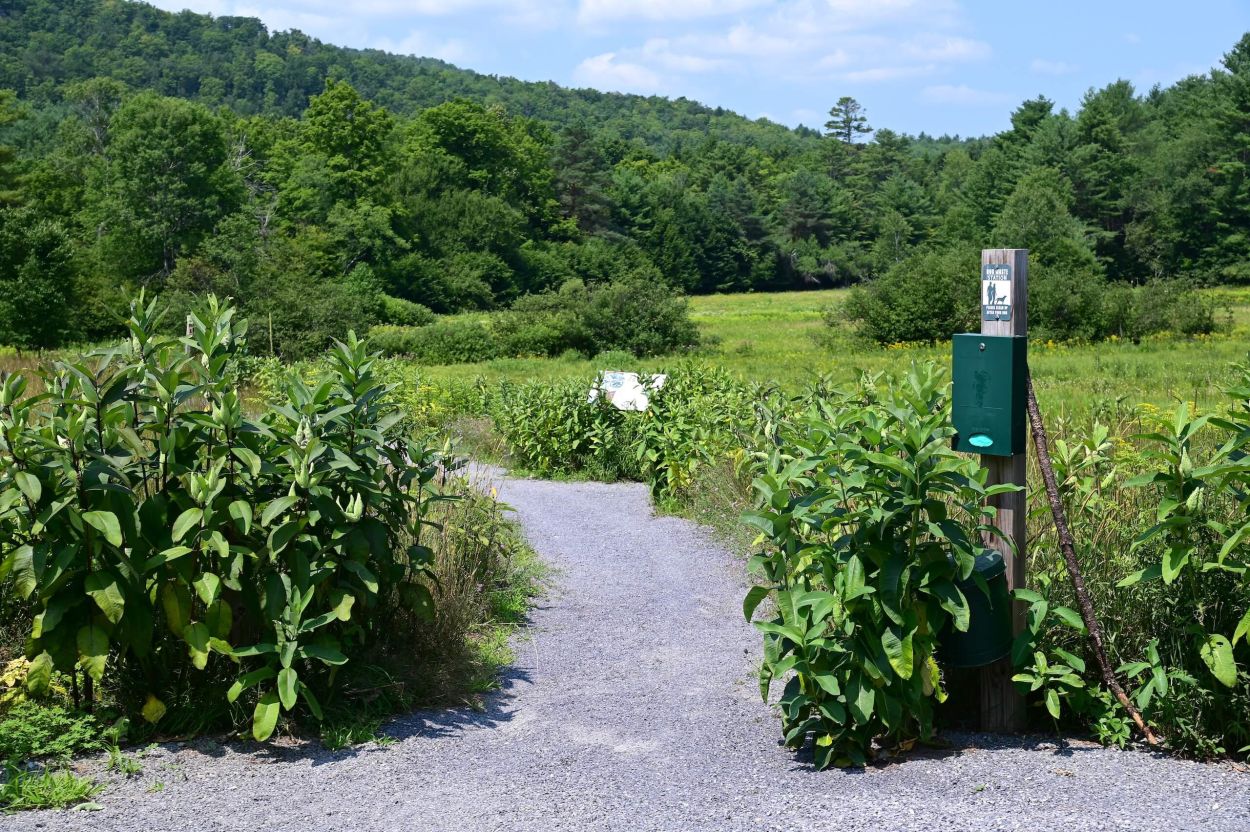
[
  {"xmin": 1029, "ymin": 263, "xmax": 1109, "ymax": 341},
  {"xmin": 489, "ymin": 363, "xmax": 754, "ymax": 504},
  {"xmin": 490, "ymin": 378, "xmax": 643, "ymax": 481},
  {"xmin": 583, "ymin": 277, "xmax": 700, "ymax": 358},
  {"xmin": 0, "ymin": 295, "xmax": 450, "ymax": 741},
  {"xmin": 842, "ymin": 248, "xmax": 980, "ymax": 344},
  {"xmin": 498, "ymin": 277, "xmax": 700, "ymax": 359},
  {"xmin": 367, "ymin": 319, "xmax": 502, "ymax": 364},
  {"xmin": 1021, "ymin": 393, "xmax": 1250, "ymax": 758},
  {"xmin": 843, "ymin": 247, "xmax": 1217, "ymax": 345},
  {"xmin": 0, "ymin": 702, "xmax": 101, "ymax": 762},
  {"xmin": 380, "ymin": 295, "xmax": 436, "ymax": 327},
  {"xmin": 743, "ymin": 364, "xmax": 1012, "ymax": 767},
  {"xmin": 372, "ymin": 277, "xmax": 700, "ymax": 364}
]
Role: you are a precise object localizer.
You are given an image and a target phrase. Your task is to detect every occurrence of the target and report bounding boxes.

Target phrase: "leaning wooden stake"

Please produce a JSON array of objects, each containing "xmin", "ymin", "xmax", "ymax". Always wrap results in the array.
[{"xmin": 1025, "ymin": 372, "xmax": 1159, "ymax": 745}]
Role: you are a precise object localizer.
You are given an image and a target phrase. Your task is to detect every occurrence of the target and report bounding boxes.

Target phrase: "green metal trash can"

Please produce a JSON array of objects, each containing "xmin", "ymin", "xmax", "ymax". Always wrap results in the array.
[{"xmin": 939, "ymin": 550, "xmax": 1013, "ymax": 668}]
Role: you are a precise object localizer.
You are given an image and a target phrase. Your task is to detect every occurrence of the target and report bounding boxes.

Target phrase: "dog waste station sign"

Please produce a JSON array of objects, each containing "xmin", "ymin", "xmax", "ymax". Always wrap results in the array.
[{"xmin": 981, "ymin": 263, "xmax": 1012, "ymax": 321}]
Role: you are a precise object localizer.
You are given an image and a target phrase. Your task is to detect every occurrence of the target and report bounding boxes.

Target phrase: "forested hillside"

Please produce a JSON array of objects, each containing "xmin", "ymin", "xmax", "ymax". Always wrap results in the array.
[{"xmin": 0, "ymin": 0, "xmax": 1247, "ymax": 355}]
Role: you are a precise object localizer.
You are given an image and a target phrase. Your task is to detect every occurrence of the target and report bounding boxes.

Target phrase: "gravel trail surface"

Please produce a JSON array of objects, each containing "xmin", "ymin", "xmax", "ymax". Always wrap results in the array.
[{"xmin": 12, "ymin": 474, "xmax": 1249, "ymax": 831}]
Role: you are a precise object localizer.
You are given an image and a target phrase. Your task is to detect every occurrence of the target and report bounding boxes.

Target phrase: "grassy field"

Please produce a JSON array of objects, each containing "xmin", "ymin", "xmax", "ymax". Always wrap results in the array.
[{"xmin": 419, "ymin": 287, "xmax": 1250, "ymax": 416}]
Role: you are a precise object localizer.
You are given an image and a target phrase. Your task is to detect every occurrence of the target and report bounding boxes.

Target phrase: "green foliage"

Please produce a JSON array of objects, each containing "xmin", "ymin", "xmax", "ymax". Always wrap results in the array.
[
  {"xmin": 0, "ymin": 764, "xmax": 101, "ymax": 812},
  {"xmin": 380, "ymin": 296, "xmax": 436, "ymax": 328},
  {"xmin": 0, "ymin": 208, "xmax": 75, "ymax": 352},
  {"xmin": 842, "ymin": 248, "xmax": 980, "ymax": 344},
  {"xmin": 0, "ymin": 295, "xmax": 451, "ymax": 741},
  {"xmin": 2, "ymin": 3, "xmax": 1249, "ymax": 352},
  {"xmin": 497, "ymin": 277, "xmax": 700, "ymax": 360},
  {"xmin": 0, "ymin": 702, "xmax": 101, "ymax": 763},
  {"xmin": 371, "ymin": 277, "xmax": 699, "ymax": 365},
  {"xmin": 369, "ymin": 319, "xmax": 502, "ymax": 365},
  {"xmin": 743, "ymin": 365, "xmax": 1013, "ymax": 767},
  {"xmin": 490, "ymin": 378, "xmax": 643, "ymax": 481},
  {"xmin": 843, "ymin": 248, "xmax": 1216, "ymax": 345}
]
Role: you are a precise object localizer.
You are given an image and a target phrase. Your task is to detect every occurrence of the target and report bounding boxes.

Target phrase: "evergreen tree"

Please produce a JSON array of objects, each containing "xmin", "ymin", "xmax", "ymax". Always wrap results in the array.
[
  {"xmin": 553, "ymin": 121, "xmax": 612, "ymax": 235},
  {"xmin": 0, "ymin": 207, "xmax": 75, "ymax": 352},
  {"xmin": 0, "ymin": 90, "xmax": 22, "ymax": 206},
  {"xmin": 825, "ymin": 96, "xmax": 871, "ymax": 145}
]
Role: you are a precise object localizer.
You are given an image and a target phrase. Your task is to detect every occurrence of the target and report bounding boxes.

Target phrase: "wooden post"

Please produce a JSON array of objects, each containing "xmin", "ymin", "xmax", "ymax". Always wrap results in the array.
[{"xmin": 977, "ymin": 248, "xmax": 1027, "ymax": 732}]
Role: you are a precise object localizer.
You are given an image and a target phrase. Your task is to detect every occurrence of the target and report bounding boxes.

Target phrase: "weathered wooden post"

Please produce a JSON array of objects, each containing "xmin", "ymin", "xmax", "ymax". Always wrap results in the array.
[{"xmin": 976, "ymin": 248, "xmax": 1027, "ymax": 731}]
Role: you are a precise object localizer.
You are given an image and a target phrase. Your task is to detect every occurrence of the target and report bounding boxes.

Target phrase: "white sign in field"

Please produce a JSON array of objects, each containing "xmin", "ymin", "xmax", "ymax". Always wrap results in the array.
[{"xmin": 588, "ymin": 371, "xmax": 667, "ymax": 412}]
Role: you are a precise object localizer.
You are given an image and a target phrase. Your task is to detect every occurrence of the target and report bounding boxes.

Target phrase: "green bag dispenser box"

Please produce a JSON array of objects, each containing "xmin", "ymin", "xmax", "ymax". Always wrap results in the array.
[{"xmin": 951, "ymin": 334, "xmax": 1027, "ymax": 457}]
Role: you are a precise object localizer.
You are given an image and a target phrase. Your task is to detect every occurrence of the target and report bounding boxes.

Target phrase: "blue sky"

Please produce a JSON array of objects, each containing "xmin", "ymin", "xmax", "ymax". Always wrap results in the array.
[{"xmin": 148, "ymin": 0, "xmax": 1250, "ymax": 137}]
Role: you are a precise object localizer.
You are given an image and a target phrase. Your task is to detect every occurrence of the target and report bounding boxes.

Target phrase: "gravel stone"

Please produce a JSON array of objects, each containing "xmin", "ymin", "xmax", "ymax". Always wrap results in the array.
[{"xmin": 9, "ymin": 473, "xmax": 1249, "ymax": 831}]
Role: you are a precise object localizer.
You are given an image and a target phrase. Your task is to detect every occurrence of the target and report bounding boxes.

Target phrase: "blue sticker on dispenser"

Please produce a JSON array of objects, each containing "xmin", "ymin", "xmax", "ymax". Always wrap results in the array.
[{"xmin": 969, "ymin": 434, "xmax": 994, "ymax": 448}]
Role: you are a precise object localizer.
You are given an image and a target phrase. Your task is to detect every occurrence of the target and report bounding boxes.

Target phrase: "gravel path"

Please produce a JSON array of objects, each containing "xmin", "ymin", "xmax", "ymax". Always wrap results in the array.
[{"xmin": 12, "ymin": 473, "xmax": 1250, "ymax": 831}]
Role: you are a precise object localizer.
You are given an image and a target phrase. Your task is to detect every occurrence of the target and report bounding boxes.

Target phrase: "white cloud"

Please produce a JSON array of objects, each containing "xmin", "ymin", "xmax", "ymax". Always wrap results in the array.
[
  {"xmin": 841, "ymin": 64, "xmax": 936, "ymax": 82},
  {"xmin": 373, "ymin": 31, "xmax": 471, "ymax": 63},
  {"xmin": 921, "ymin": 84, "xmax": 1011, "ymax": 105},
  {"xmin": 577, "ymin": 0, "xmax": 767, "ymax": 24},
  {"xmin": 641, "ymin": 39, "xmax": 727, "ymax": 73},
  {"xmin": 902, "ymin": 34, "xmax": 987, "ymax": 62},
  {"xmin": 572, "ymin": 0, "xmax": 987, "ymax": 97},
  {"xmin": 574, "ymin": 52, "xmax": 665, "ymax": 93},
  {"xmin": 1030, "ymin": 58, "xmax": 1077, "ymax": 75}
]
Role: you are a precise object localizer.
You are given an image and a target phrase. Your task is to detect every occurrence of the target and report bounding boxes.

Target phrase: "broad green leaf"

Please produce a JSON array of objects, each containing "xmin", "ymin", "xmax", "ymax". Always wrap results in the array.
[
  {"xmin": 743, "ymin": 585, "xmax": 770, "ymax": 621},
  {"xmin": 812, "ymin": 672, "xmax": 841, "ymax": 697},
  {"xmin": 1012, "ymin": 588, "xmax": 1044, "ymax": 604},
  {"xmin": 931, "ymin": 581, "xmax": 970, "ymax": 632},
  {"xmin": 298, "ymin": 683, "xmax": 324, "ymax": 722},
  {"xmin": 261, "ymin": 496, "xmax": 299, "ymax": 527},
  {"xmin": 848, "ymin": 672, "xmax": 875, "ymax": 723},
  {"xmin": 76, "ymin": 624, "xmax": 109, "ymax": 682},
  {"xmin": 25, "ymin": 651, "xmax": 53, "ymax": 696},
  {"xmin": 1161, "ymin": 545, "xmax": 1190, "ymax": 584},
  {"xmin": 232, "ymin": 447, "xmax": 261, "ymax": 478},
  {"xmin": 1199, "ymin": 634, "xmax": 1238, "ymax": 688},
  {"xmin": 277, "ymin": 668, "xmax": 298, "ymax": 711},
  {"xmin": 227, "ymin": 500, "xmax": 253, "ymax": 535},
  {"xmin": 14, "ymin": 471, "xmax": 41, "ymax": 504},
  {"xmin": 172, "ymin": 508, "xmax": 203, "ymax": 543},
  {"xmin": 83, "ymin": 510, "xmax": 123, "ymax": 547},
  {"xmin": 880, "ymin": 628, "xmax": 914, "ymax": 680},
  {"xmin": 147, "ymin": 546, "xmax": 193, "ymax": 569},
  {"xmin": 226, "ymin": 667, "xmax": 276, "ymax": 704},
  {"xmin": 301, "ymin": 642, "xmax": 348, "ymax": 666},
  {"xmin": 141, "ymin": 695, "xmax": 167, "ymax": 724},
  {"xmin": 184, "ymin": 622, "xmax": 210, "ymax": 670},
  {"xmin": 398, "ymin": 582, "xmax": 433, "ymax": 622},
  {"xmin": 253, "ymin": 692, "xmax": 281, "ymax": 741},
  {"xmin": 1233, "ymin": 606, "xmax": 1250, "ymax": 647},
  {"xmin": 85, "ymin": 572, "xmax": 125, "ymax": 624},
  {"xmin": 193, "ymin": 572, "xmax": 222, "ymax": 606},
  {"xmin": 1116, "ymin": 562, "xmax": 1162, "ymax": 588},
  {"xmin": 1045, "ymin": 688, "xmax": 1061, "ymax": 719},
  {"xmin": 267, "ymin": 521, "xmax": 300, "ymax": 554},
  {"xmin": 229, "ymin": 642, "xmax": 277, "ymax": 658},
  {"xmin": 330, "ymin": 590, "xmax": 355, "ymax": 623},
  {"xmin": 1052, "ymin": 648, "xmax": 1086, "ymax": 674},
  {"xmin": 206, "ymin": 599, "xmax": 233, "ymax": 639},
  {"xmin": 342, "ymin": 560, "xmax": 379, "ymax": 594},
  {"xmin": 6, "ymin": 545, "xmax": 35, "ymax": 599},
  {"xmin": 161, "ymin": 582, "xmax": 192, "ymax": 636},
  {"xmin": 1050, "ymin": 606, "xmax": 1087, "ymax": 634}
]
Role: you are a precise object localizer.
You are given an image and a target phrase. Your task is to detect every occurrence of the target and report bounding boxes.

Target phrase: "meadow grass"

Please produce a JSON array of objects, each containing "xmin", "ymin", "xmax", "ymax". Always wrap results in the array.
[{"xmin": 418, "ymin": 287, "xmax": 1250, "ymax": 416}]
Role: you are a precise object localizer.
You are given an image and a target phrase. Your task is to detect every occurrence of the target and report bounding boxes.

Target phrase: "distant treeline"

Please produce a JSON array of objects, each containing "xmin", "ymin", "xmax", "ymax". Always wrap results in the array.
[{"xmin": 0, "ymin": 0, "xmax": 1246, "ymax": 354}]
